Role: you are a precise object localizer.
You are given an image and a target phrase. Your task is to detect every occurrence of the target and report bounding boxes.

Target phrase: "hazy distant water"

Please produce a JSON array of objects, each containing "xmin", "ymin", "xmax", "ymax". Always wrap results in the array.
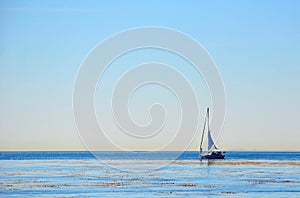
[{"xmin": 1, "ymin": 152, "xmax": 300, "ymax": 197}]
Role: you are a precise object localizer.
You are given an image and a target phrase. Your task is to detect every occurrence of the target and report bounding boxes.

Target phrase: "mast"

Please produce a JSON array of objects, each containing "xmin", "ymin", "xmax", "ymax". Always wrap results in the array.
[
  {"xmin": 207, "ymin": 108, "xmax": 212, "ymax": 151},
  {"xmin": 207, "ymin": 108, "xmax": 210, "ymax": 132}
]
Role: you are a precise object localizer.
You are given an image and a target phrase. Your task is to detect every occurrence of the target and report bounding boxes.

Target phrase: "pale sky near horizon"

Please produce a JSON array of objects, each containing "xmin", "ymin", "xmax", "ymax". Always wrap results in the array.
[{"xmin": 1, "ymin": 0, "xmax": 299, "ymax": 151}]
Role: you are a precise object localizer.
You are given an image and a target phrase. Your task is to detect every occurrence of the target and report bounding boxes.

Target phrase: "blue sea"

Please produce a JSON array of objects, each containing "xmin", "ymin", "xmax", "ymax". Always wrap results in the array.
[{"xmin": 1, "ymin": 151, "xmax": 300, "ymax": 197}]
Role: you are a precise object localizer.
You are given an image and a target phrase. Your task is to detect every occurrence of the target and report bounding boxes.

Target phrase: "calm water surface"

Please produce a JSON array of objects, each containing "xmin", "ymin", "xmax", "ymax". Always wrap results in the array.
[{"xmin": 0, "ymin": 152, "xmax": 300, "ymax": 197}]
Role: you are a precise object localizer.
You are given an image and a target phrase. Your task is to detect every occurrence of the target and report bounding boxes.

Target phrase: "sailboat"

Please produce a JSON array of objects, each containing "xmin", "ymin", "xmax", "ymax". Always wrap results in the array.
[{"xmin": 199, "ymin": 108, "xmax": 225, "ymax": 159}]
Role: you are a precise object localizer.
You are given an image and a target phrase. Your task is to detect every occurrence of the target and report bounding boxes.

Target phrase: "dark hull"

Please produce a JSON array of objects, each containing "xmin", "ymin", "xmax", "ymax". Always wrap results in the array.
[{"xmin": 200, "ymin": 153, "xmax": 225, "ymax": 159}]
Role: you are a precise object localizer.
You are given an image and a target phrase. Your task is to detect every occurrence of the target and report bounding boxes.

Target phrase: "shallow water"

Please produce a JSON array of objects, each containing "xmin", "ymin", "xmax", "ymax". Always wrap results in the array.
[{"xmin": 0, "ymin": 152, "xmax": 300, "ymax": 197}]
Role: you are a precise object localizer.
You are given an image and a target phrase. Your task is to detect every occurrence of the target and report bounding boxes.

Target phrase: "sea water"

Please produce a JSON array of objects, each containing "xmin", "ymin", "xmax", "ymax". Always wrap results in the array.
[{"xmin": 0, "ymin": 152, "xmax": 300, "ymax": 197}]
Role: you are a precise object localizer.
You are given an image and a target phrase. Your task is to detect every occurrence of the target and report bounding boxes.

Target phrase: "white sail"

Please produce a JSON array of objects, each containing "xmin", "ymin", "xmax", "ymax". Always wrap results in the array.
[{"xmin": 208, "ymin": 129, "xmax": 218, "ymax": 151}]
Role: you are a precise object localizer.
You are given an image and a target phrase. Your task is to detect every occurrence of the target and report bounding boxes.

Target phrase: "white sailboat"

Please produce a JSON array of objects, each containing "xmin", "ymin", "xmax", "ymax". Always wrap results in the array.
[{"xmin": 199, "ymin": 108, "xmax": 225, "ymax": 159}]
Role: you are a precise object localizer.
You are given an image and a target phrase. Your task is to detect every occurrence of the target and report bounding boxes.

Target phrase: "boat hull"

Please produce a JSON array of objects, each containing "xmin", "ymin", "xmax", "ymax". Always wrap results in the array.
[{"xmin": 200, "ymin": 152, "xmax": 225, "ymax": 160}]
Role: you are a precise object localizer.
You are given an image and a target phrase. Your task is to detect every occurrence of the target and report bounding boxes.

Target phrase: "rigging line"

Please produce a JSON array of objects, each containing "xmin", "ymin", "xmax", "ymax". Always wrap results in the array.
[{"xmin": 199, "ymin": 113, "xmax": 207, "ymax": 153}]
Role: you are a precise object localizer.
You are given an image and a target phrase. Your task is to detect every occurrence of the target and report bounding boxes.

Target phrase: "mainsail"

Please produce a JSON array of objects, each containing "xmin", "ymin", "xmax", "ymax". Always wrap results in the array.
[
  {"xmin": 208, "ymin": 129, "xmax": 218, "ymax": 151},
  {"xmin": 200, "ymin": 107, "xmax": 218, "ymax": 153}
]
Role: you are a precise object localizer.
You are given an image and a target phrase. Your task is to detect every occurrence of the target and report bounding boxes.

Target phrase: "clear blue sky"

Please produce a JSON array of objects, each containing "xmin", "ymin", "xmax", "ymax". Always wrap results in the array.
[{"xmin": 1, "ymin": 0, "xmax": 299, "ymax": 151}]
